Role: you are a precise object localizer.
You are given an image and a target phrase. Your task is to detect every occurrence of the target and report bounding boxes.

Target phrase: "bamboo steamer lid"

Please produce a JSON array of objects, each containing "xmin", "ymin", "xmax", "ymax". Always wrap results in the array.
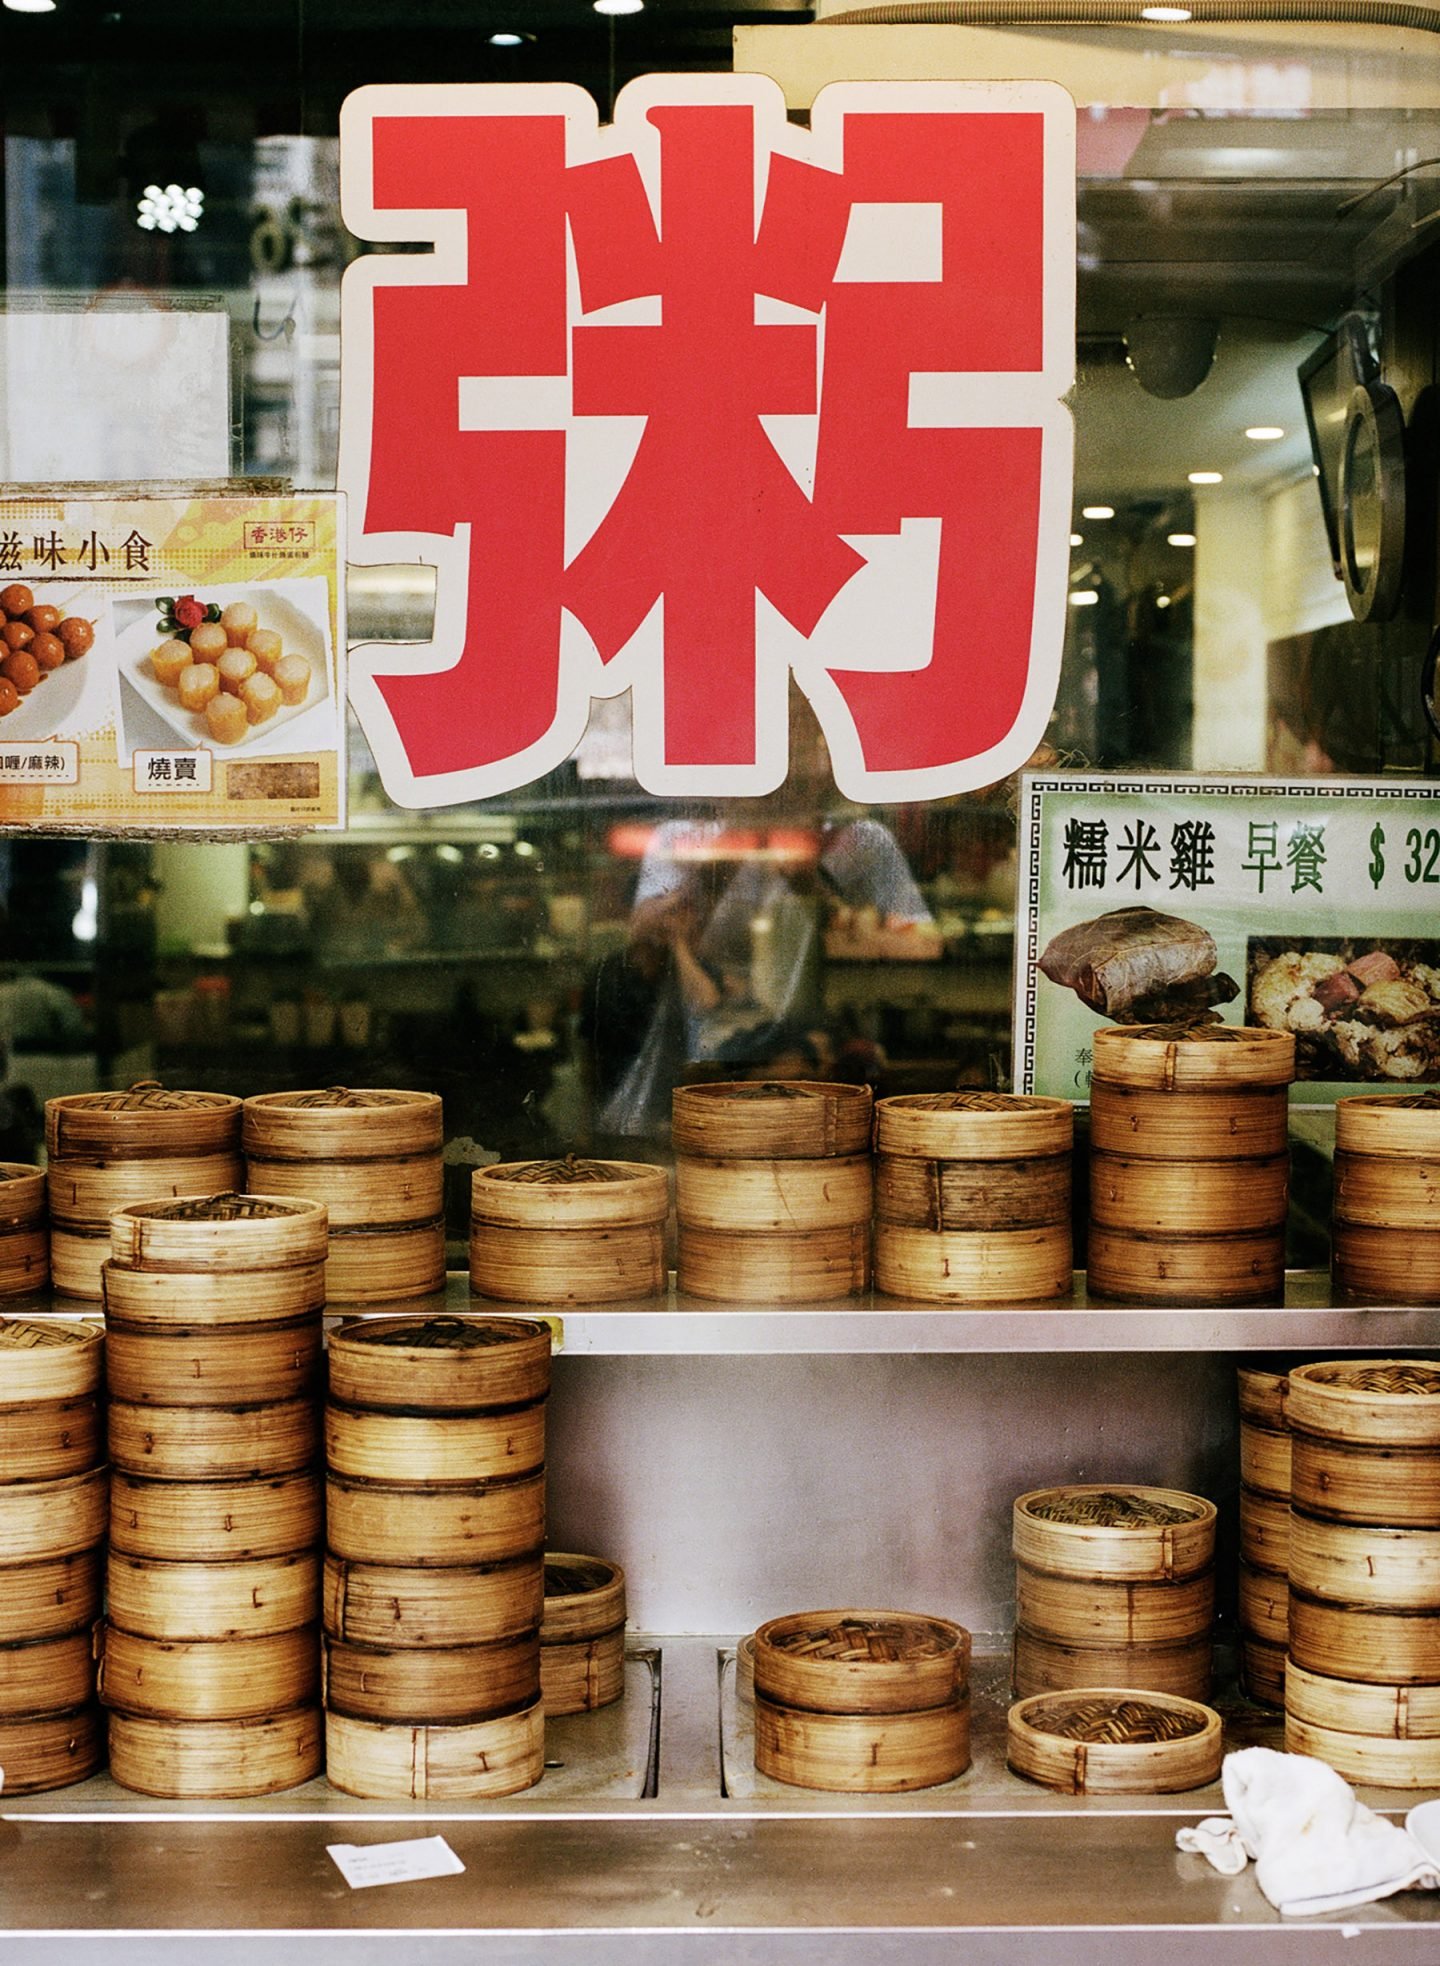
[
  {"xmin": 875, "ymin": 1153, "xmax": 1069, "ymax": 1233},
  {"xmin": 754, "ymin": 1689, "xmax": 970, "ymax": 1792},
  {"xmin": 874, "ymin": 1091, "xmax": 1072, "ymax": 1161},
  {"xmin": 1091, "ymin": 1023, "xmax": 1295, "ymax": 1091},
  {"xmin": 751, "ymin": 1610, "xmax": 969, "ymax": 1717},
  {"xmin": 1334, "ymin": 1155, "xmax": 1440, "ymax": 1230},
  {"xmin": 542, "ymin": 1553, "xmax": 626, "ymax": 1643},
  {"xmin": 1007, "ymin": 1689, "xmax": 1222, "ymax": 1794},
  {"xmin": 102, "ymin": 1259, "xmax": 326, "ymax": 1328},
  {"xmin": 326, "ymin": 1469, "xmax": 545, "ymax": 1567},
  {"xmin": 108, "ymin": 1707, "xmax": 323, "ymax": 1797},
  {"xmin": 324, "ymin": 1553, "xmax": 543, "ymax": 1648},
  {"xmin": 98, "ymin": 1623, "xmax": 320, "ymax": 1720},
  {"xmin": 1289, "ymin": 1589, "xmax": 1440, "ymax": 1684},
  {"xmin": 104, "ymin": 1316, "xmax": 322, "ymax": 1408},
  {"xmin": 874, "ymin": 1223, "xmax": 1071, "ymax": 1304},
  {"xmin": 1014, "ymin": 1564, "xmax": 1214, "ymax": 1647},
  {"xmin": 107, "ymin": 1551, "xmax": 320, "ymax": 1641},
  {"xmin": 325, "ymin": 1399, "xmax": 546, "ymax": 1485},
  {"xmin": 1089, "ymin": 1081, "xmax": 1290, "ymax": 1161},
  {"xmin": 1239, "ymin": 1420, "xmax": 1292, "ymax": 1500},
  {"xmin": 323, "ymin": 1632, "xmax": 540, "ymax": 1723},
  {"xmin": 0, "ymin": 1226, "xmax": 47, "ymax": 1300},
  {"xmin": 0, "ymin": 1164, "xmax": 45, "ymax": 1227},
  {"xmin": 472, "ymin": 1158, "xmax": 668, "ymax": 1230},
  {"xmin": 46, "ymin": 1083, "xmax": 241, "ymax": 1160},
  {"xmin": 1336, "ymin": 1092, "xmax": 1440, "ymax": 1158},
  {"xmin": 0, "ymin": 1629, "xmax": 96, "ymax": 1716},
  {"xmin": 107, "ymin": 1396, "xmax": 320, "ymax": 1479},
  {"xmin": 1287, "ymin": 1359, "xmax": 1440, "ymax": 1447},
  {"xmin": 1290, "ymin": 1513, "xmax": 1440, "ymax": 1609},
  {"xmin": 110, "ymin": 1469, "xmax": 321, "ymax": 1562},
  {"xmin": 1333, "ymin": 1227, "xmax": 1440, "ymax": 1303},
  {"xmin": 1238, "ymin": 1364, "xmax": 1290, "ymax": 1431},
  {"xmin": 243, "ymin": 1087, "xmax": 443, "ymax": 1159},
  {"xmin": 1239, "ymin": 1487, "xmax": 1290, "ymax": 1569},
  {"xmin": 1286, "ymin": 1658, "xmax": 1440, "ymax": 1738},
  {"xmin": 0, "ymin": 1318, "xmax": 103, "ymax": 1402},
  {"xmin": 0, "ymin": 1393, "xmax": 102, "ymax": 1483},
  {"xmin": 327, "ymin": 1315, "xmax": 551, "ymax": 1413},
  {"xmin": 541, "ymin": 1630, "xmax": 626, "ymax": 1715},
  {"xmin": 677, "ymin": 1222, "xmax": 869, "ymax": 1303},
  {"xmin": 48, "ymin": 1151, "xmax": 244, "ymax": 1231},
  {"xmin": 244, "ymin": 1154, "xmax": 443, "ymax": 1228},
  {"xmin": 0, "ymin": 1705, "xmax": 104, "ymax": 1793},
  {"xmin": 675, "ymin": 1155, "xmax": 872, "ymax": 1234},
  {"xmin": 325, "ymin": 1699, "xmax": 544, "ymax": 1799},
  {"xmin": 1285, "ymin": 1710, "xmax": 1440, "ymax": 1788},
  {"xmin": 1087, "ymin": 1225, "xmax": 1284, "ymax": 1306},
  {"xmin": 0, "ymin": 1548, "xmax": 103, "ymax": 1642},
  {"xmin": 1092, "ymin": 1153, "xmax": 1288, "ymax": 1236},
  {"xmin": 672, "ymin": 1081, "xmax": 873, "ymax": 1160},
  {"xmin": 109, "ymin": 1193, "xmax": 329, "ymax": 1274},
  {"xmin": 325, "ymin": 1222, "xmax": 447, "ymax": 1305},
  {"xmin": 0, "ymin": 1466, "xmax": 107, "ymax": 1562},
  {"xmin": 1241, "ymin": 1636, "xmax": 1286, "ymax": 1709},
  {"xmin": 1238, "ymin": 1563, "xmax": 1289, "ymax": 1646},
  {"xmin": 1013, "ymin": 1486, "xmax": 1217, "ymax": 1583},
  {"xmin": 471, "ymin": 1223, "xmax": 664, "ymax": 1305},
  {"xmin": 1012, "ymin": 1626, "xmax": 1212, "ymax": 1702}
]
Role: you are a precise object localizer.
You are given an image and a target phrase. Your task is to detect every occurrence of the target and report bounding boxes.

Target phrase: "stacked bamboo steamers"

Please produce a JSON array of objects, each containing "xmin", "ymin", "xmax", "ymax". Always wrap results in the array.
[
  {"xmin": 323, "ymin": 1314, "xmax": 550, "ymax": 1798},
  {"xmin": 1237, "ymin": 1365, "xmax": 1295, "ymax": 1708},
  {"xmin": 0, "ymin": 1163, "xmax": 48, "ymax": 1298},
  {"xmin": 1333, "ymin": 1092, "xmax": 1440, "ymax": 1302},
  {"xmin": 0, "ymin": 1318, "xmax": 107, "ymax": 1791},
  {"xmin": 98, "ymin": 1193, "xmax": 328, "ymax": 1797},
  {"xmin": 470, "ymin": 1157, "xmax": 667, "ymax": 1303}
]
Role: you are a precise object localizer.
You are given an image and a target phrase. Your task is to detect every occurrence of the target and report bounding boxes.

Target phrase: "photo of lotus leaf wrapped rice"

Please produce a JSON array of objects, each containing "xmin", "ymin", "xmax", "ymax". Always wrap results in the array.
[
  {"xmin": 1247, "ymin": 937, "xmax": 1440, "ymax": 1081},
  {"xmin": 1037, "ymin": 906, "xmax": 1239, "ymax": 1025}
]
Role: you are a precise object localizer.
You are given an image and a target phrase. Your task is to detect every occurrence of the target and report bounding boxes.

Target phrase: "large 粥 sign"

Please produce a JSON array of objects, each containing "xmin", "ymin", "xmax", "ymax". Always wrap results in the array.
[{"xmin": 338, "ymin": 76, "xmax": 1075, "ymax": 808}]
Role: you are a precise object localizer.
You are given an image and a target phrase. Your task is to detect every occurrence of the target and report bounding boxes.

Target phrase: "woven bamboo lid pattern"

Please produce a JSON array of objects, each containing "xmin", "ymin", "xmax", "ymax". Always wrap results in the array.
[
  {"xmin": 472, "ymin": 1157, "xmax": 668, "ymax": 1227},
  {"xmin": 109, "ymin": 1193, "xmax": 328, "ymax": 1271},
  {"xmin": 753, "ymin": 1610, "xmax": 969, "ymax": 1715},
  {"xmin": 1007, "ymin": 1688, "xmax": 1222, "ymax": 1794},
  {"xmin": 1091, "ymin": 1024, "xmax": 1295, "ymax": 1090},
  {"xmin": 0, "ymin": 1319, "xmax": 103, "ymax": 1403},
  {"xmin": 875, "ymin": 1092, "xmax": 1072, "ymax": 1161},
  {"xmin": 243, "ymin": 1088, "xmax": 442, "ymax": 1158},
  {"xmin": 1014, "ymin": 1485, "xmax": 1216, "ymax": 1581},
  {"xmin": 542, "ymin": 1553, "xmax": 626, "ymax": 1642},
  {"xmin": 47, "ymin": 1083, "xmax": 241, "ymax": 1158},
  {"xmin": 1336, "ymin": 1091, "xmax": 1440, "ymax": 1157},
  {"xmin": 672, "ymin": 1081, "xmax": 872, "ymax": 1159},
  {"xmin": 1286, "ymin": 1359, "xmax": 1440, "ymax": 1446}
]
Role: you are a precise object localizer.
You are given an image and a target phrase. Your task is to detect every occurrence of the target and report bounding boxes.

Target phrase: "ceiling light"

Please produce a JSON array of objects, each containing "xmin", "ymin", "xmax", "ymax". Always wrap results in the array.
[
  {"xmin": 1081, "ymin": 505, "xmax": 1114, "ymax": 520},
  {"xmin": 1069, "ymin": 590, "xmax": 1100, "ymax": 607},
  {"xmin": 1245, "ymin": 426, "xmax": 1285, "ymax": 441},
  {"xmin": 1187, "ymin": 471, "xmax": 1223, "ymax": 485},
  {"xmin": 1141, "ymin": 5, "xmax": 1192, "ymax": 17},
  {"xmin": 1167, "ymin": 532, "xmax": 1197, "ymax": 547},
  {"xmin": 136, "ymin": 184, "xmax": 204, "ymax": 234},
  {"xmin": 593, "ymin": 0, "xmax": 644, "ymax": 12},
  {"xmin": 489, "ymin": 30, "xmax": 525, "ymax": 44},
  {"xmin": 3, "ymin": 1, "xmax": 58, "ymax": 13},
  {"xmin": 1070, "ymin": 532, "xmax": 1083, "ymax": 547},
  {"xmin": 1156, "ymin": 594, "xmax": 1172, "ymax": 609}
]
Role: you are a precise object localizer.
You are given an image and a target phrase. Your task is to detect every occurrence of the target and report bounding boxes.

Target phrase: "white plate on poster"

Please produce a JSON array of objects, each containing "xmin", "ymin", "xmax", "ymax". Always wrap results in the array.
[
  {"xmin": 0, "ymin": 589, "xmax": 110, "ymax": 743},
  {"xmin": 113, "ymin": 579, "xmax": 334, "ymax": 758}
]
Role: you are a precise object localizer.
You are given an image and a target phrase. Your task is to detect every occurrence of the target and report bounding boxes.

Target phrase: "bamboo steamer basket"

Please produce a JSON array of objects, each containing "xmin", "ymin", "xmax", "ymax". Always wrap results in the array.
[
  {"xmin": 325, "ymin": 1398, "xmax": 546, "ymax": 1485},
  {"xmin": 0, "ymin": 1165, "xmax": 47, "ymax": 1298},
  {"xmin": 1091, "ymin": 1152, "xmax": 1289, "ymax": 1236},
  {"xmin": 0, "ymin": 1466, "xmax": 107, "ymax": 1561},
  {"xmin": 324, "ymin": 1222, "xmax": 447, "ymax": 1304},
  {"xmin": 244, "ymin": 1152, "xmax": 443, "ymax": 1227},
  {"xmin": 673, "ymin": 1080, "xmax": 873, "ymax": 1160},
  {"xmin": 1239, "ymin": 1420, "xmax": 1292, "ymax": 1500},
  {"xmin": 1091, "ymin": 1023, "xmax": 1297, "ymax": 1092},
  {"xmin": 1087, "ymin": 1223, "xmax": 1285, "ymax": 1306},
  {"xmin": 1013, "ymin": 1486, "xmax": 1217, "ymax": 1583},
  {"xmin": 1285, "ymin": 1711, "xmax": 1440, "ymax": 1788},
  {"xmin": 324, "ymin": 1553, "xmax": 544, "ymax": 1648},
  {"xmin": 325, "ymin": 1699, "xmax": 544, "ymax": 1799},
  {"xmin": 327, "ymin": 1314, "xmax": 552, "ymax": 1413},
  {"xmin": 1012, "ymin": 1626, "xmax": 1213, "ymax": 1701},
  {"xmin": 323, "ymin": 1632, "xmax": 540, "ymax": 1723},
  {"xmin": 0, "ymin": 1316, "xmax": 103, "ymax": 1402},
  {"xmin": 107, "ymin": 1396, "xmax": 320, "ymax": 1479},
  {"xmin": 1238, "ymin": 1364, "xmax": 1289, "ymax": 1431},
  {"xmin": 47, "ymin": 1084, "xmax": 242, "ymax": 1161},
  {"xmin": 101, "ymin": 1259, "xmax": 326, "ymax": 1328},
  {"xmin": 873, "ymin": 1223, "xmax": 1070, "ymax": 1304},
  {"xmin": 1239, "ymin": 1487, "xmax": 1290, "ymax": 1569},
  {"xmin": 104, "ymin": 1316, "xmax": 322, "ymax": 1408},
  {"xmin": 107, "ymin": 1707, "xmax": 323, "ymax": 1797},
  {"xmin": 243, "ymin": 1087, "xmax": 443, "ymax": 1161},
  {"xmin": 49, "ymin": 1228, "xmax": 116, "ymax": 1302},
  {"xmin": 1290, "ymin": 1437, "xmax": 1440, "ymax": 1527},
  {"xmin": 874, "ymin": 1153, "xmax": 1070, "ymax": 1233},
  {"xmin": 0, "ymin": 1393, "xmax": 102, "ymax": 1482},
  {"xmin": 1334, "ymin": 1098, "xmax": 1440, "ymax": 1293},
  {"xmin": 1288, "ymin": 1589, "xmax": 1440, "ymax": 1684},
  {"xmin": 106, "ymin": 1551, "xmax": 321, "ymax": 1640},
  {"xmin": 1334, "ymin": 1156, "xmax": 1440, "ymax": 1230},
  {"xmin": 1336, "ymin": 1091, "xmax": 1440, "ymax": 1160},
  {"xmin": 754, "ymin": 1690, "xmax": 970, "ymax": 1792},
  {"xmin": 1287, "ymin": 1359, "xmax": 1440, "ymax": 1448},
  {"xmin": 472, "ymin": 1158, "xmax": 666, "ymax": 1304},
  {"xmin": 1242, "ymin": 1636, "xmax": 1287, "ymax": 1708},
  {"xmin": 1014, "ymin": 1563, "xmax": 1214, "ymax": 1646},
  {"xmin": 0, "ymin": 1548, "xmax": 103, "ymax": 1641},
  {"xmin": 1007, "ymin": 1689, "xmax": 1222, "ymax": 1794},
  {"xmin": 1286, "ymin": 1658, "xmax": 1440, "ymax": 1738},
  {"xmin": 541, "ymin": 1632, "xmax": 626, "ymax": 1716},
  {"xmin": 108, "ymin": 1193, "xmax": 329, "ymax": 1275},
  {"xmin": 0, "ymin": 1164, "xmax": 46, "ymax": 1230},
  {"xmin": 751, "ymin": 1610, "xmax": 969, "ymax": 1717},
  {"xmin": 1290, "ymin": 1514, "xmax": 1440, "ymax": 1610},
  {"xmin": 1089, "ymin": 1083, "xmax": 1290, "ymax": 1160},
  {"xmin": 98, "ymin": 1623, "xmax": 320, "ymax": 1720},
  {"xmin": 676, "ymin": 1155, "xmax": 871, "ymax": 1234},
  {"xmin": 1333, "ymin": 1227, "xmax": 1440, "ymax": 1302},
  {"xmin": 326, "ymin": 1470, "xmax": 545, "ymax": 1567},
  {"xmin": 736, "ymin": 1632, "xmax": 756, "ymax": 1705},
  {"xmin": 0, "ymin": 1629, "xmax": 96, "ymax": 1716},
  {"xmin": 0, "ymin": 1705, "xmax": 104, "ymax": 1793},
  {"xmin": 1238, "ymin": 1563, "xmax": 1289, "ymax": 1645},
  {"xmin": 473, "ymin": 1158, "xmax": 668, "ymax": 1233},
  {"xmin": 540, "ymin": 1551, "xmax": 628, "ymax": 1712},
  {"xmin": 49, "ymin": 1151, "xmax": 244, "ymax": 1231},
  {"xmin": 110, "ymin": 1470, "xmax": 321, "ymax": 1561},
  {"xmin": 678, "ymin": 1221, "xmax": 869, "ymax": 1303},
  {"xmin": 874, "ymin": 1091, "xmax": 1072, "ymax": 1162}
]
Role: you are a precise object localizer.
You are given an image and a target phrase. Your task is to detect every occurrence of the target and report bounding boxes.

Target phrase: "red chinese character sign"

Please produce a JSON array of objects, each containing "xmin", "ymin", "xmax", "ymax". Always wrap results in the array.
[{"xmin": 338, "ymin": 75, "xmax": 1075, "ymax": 807}]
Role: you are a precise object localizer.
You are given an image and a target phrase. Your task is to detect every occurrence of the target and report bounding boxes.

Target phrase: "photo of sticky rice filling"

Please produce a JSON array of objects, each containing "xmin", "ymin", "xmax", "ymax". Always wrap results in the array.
[{"xmin": 1247, "ymin": 939, "xmax": 1440, "ymax": 1080}]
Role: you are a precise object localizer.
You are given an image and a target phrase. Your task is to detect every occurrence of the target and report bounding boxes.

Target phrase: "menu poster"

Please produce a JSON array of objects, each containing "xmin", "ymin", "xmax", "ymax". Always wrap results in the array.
[
  {"xmin": 0, "ymin": 493, "xmax": 345, "ymax": 831},
  {"xmin": 1016, "ymin": 772, "xmax": 1440, "ymax": 1106}
]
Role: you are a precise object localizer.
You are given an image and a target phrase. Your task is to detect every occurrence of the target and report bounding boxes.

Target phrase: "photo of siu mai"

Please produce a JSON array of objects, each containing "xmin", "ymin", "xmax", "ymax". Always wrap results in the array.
[{"xmin": 1038, "ymin": 906, "xmax": 1239, "ymax": 1025}]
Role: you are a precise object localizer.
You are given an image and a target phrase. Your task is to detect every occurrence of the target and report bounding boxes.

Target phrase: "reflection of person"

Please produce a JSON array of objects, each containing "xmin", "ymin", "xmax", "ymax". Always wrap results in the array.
[
  {"xmin": 819, "ymin": 818, "xmax": 942, "ymax": 962},
  {"xmin": 302, "ymin": 849, "xmax": 426, "ymax": 961}
]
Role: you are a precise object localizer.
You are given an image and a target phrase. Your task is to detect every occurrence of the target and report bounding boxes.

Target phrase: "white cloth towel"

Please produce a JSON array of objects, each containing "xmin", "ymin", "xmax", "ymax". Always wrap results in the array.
[{"xmin": 1175, "ymin": 1747, "xmax": 1440, "ymax": 1917}]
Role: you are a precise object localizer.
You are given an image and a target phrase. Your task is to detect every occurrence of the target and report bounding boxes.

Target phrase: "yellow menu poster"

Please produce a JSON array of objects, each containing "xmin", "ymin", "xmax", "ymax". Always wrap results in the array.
[{"xmin": 0, "ymin": 492, "xmax": 345, "ymax": 830}]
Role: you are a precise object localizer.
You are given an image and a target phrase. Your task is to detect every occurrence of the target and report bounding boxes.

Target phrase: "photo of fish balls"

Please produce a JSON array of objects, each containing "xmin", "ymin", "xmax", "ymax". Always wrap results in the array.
[
  {"xmin": 30, "ymin": 633, "xmax": 65, "ymax": 673},
  {"xmin": 204, "ymin": 691, "xmax": 249, "ymax": 744},
  {"xmin": 0, "ymin": 679, "xmax": 17, "ymax": 716},
  {"xmin": 0, "ymin": 586, "xmax": 34, "ymax": 617},
  {"xmin": 177, "ymin": 662, "xmax": 220, "ymax": 713},
  {"xmin": 219, "ymin": 602, "xmax": 257, "ymax": 647},
  {"xmin": 2, "ymin": 621, "xmax": 34, "ymax": 652},
  {"xmin": 150, "ymin": 639, "xmax": 193, "ymax": 688},
  {"xmin": 217, "ymin": 647, "xmax": 257, "ymax": 694},
  {"xmin": 248, "ymin": 628, "xmax": 283, "ymax": 674},
  {"xmin": 24, "ymin": 605, "xmax": 60, "ymax": 635},
  {"xmin": 240, "ymin": 671, "xmax": 281, "ymax": 724},
  {"xmin": 188, "ymin": 621, "xmax": 228, "ymax": 662},
  {"xmin": 0, "ymin": 586, "xmax": 98, "ymax": 718},
  {"xmin": 1, "ymin": 650, "xmax": 40, "ymax": 694},
  {"xmin": 55, "ymin": 616, "xmax": 93, "ymax": 660},
  {"xmin": 272, "ymin": 655, "xmax": 311, "ymax": 706}
]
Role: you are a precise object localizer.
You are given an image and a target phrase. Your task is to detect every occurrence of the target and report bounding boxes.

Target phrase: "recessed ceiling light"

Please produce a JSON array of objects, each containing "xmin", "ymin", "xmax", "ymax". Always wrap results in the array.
[
  {"xmin": 1141, "ymin": 5, "xmax": 1192, "ymax": 17},
  {"xmin": 1187, "ymin": 470, "xmax": 1223, "ymax": 485},
  {"xmin": 593, "ymin": 0, "xmax": 644, "ymax": 12},
  {"xmin": 3, "ymin": 1, "xmax": 58, "ymax": 13},
  {"xmin": 1156, "ymin": 594, "xmax": 1172, "ymax": 608},
  {"xmin": 489, "ymin": 29, "xmax": 525, "ymax": 44},
  {"xmin": 1081, "ymin": 505, "xmax": 1114, "ymax": 520},
  {"xmin": 1245, "ymin": 426, "xmax": 1285, "ymax": 441},
  {"xmin": 1069, "ymin": 590, "xmax": 1100, "ymax": 607},
  {"xmin": 1070, "ymin": 532, "xmax": 1083, "ymax": 547},
  {"xmin": 1167, "ymin": 532, "xmax": 1197, "ymax": 547}
]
